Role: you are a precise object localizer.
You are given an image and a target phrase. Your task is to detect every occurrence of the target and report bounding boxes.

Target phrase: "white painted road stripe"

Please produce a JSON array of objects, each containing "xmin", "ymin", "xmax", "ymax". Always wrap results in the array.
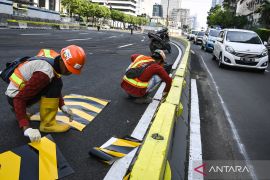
[
  {"xmin": 200, "ymin": 55, "xmax": 258, "ymax": 180},
  {"xmin": 118, "ymin": 44, "xmax": 133, "ymax": 48},
  {"xmin": 79, "ymin": 33, "xmax": 89, "ymax": 34},
  {"xmin": 265, "ymin": 70, "xmax": 269, "ymax": 72},
  {"xmin": 104, "ymin": 40, "xmax": 182, "ymax": 180},
  {"xmin": 107, "ymin": 36, "xmax": 117, "ymax": 38},
  {"xmin": 191, "ymin": 50, "xmax": 195, "ymax": 54},
  {"xmin": 188, "ymin": 79, "xmax": 203, "ymax": 180},
  {"xmin": 20, "ymin": 33, "xmax": 51, "ymax": 36},
  {"xmin": 66, "ymin": 38, "xmax": 92, "ymax": 41}
]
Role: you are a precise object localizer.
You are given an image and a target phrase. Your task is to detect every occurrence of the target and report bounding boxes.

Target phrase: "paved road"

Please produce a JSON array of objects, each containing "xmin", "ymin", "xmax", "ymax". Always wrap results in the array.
[
  {"xmin": 0, "ymin": 29, "xmax": 179, "ymax": 179},
  {"xmin": 191, "ymin": 42, "xmax": 270, "ymax": 178}
]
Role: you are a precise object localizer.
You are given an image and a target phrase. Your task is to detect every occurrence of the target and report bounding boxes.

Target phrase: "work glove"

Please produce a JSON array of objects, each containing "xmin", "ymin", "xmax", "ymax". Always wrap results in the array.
[
  {"xmin": 61, "ymin": 105, "xmax": 74, "ymax": 122},
  {"xmin": 24, "ymin": 128, "xmax": 41, "ymax": 143}
]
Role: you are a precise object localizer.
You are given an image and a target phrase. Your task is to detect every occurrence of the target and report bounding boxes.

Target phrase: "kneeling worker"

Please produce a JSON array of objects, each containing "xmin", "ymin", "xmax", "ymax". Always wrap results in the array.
[
  {"xmin": 121, "ymin": 49, "xmax": 172, "ymax": 103},
  {"xmin": 5, "ymin": 45, "xmax": 86, "ymax": 142}
]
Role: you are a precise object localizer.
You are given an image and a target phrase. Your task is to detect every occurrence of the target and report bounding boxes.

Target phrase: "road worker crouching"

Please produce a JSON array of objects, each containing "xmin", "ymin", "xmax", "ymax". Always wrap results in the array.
[
  {"xmin": 5, "ymin": 45, "xmax": 86, "ymax": 142},
  {"xmin": 121, "ymin": 49, "xmax": 172, "ymax": 103}
]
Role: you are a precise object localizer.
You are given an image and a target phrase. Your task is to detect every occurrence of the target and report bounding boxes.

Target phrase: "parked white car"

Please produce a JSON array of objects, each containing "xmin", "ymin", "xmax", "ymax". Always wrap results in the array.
[{"xmin": 213, "ymin": 29, "xmax": 269, "ymax": 72}]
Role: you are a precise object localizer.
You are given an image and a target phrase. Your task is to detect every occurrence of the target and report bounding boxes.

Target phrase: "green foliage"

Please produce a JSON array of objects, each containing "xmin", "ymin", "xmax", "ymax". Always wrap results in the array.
[
  {"xmin": 61, "ymin": 0, "xmax": 148, "ymax": 26},
  {"xmin": 207, "ymin": 5, "xmax": 248, "ymax": 28},
  {"xmin": 254, "ymin": 28, "xmax": 270, "ymax": 42},
  {"xmin": 259, "ymin": 2, "xmax": 270, "ymax": 28}
]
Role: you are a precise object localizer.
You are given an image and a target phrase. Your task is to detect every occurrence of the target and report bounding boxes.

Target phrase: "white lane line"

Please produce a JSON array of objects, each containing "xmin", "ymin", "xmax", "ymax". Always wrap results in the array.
[
  {"xmin": 200, "ymin": 55, "xmax": 258, "ymax": 180},
  {"xmin": 191, "ymin": 50, "xmax": 195, "ymax": 54},
  {"xmin": 107, "ymin": 36, "xmax": 117, "ymax": 39},
  {"xmin": 118, "ymin": 44, "xmax": 133, "ymax": 48},
  {"xmin": 79, "ymin": 33, "xmax": 89, "ymax": 34},
  {"xmin": 171, "ymin": 41, "xmax": 183, "ymax": 70},
  {"xmin": 141, "ymin": 36, "xmax": 145, "ymax": 42},
  {"xmin": 66, "ymin": 38, "xmax": 92, "ymax": 42},
  {"xmin": 20, "ymin": 33, "xmax": 51, "ymax": 36},
  {"xmin": 188, "ymin": 79, "xmax": 203, "ymax": 180},
  {"xmin": 265, "ymin": 70, "xmax": 269, "ymax": 73},
  {"xmin": 104, "ymin": 40, "xmax": 183, "ymax": 180}
]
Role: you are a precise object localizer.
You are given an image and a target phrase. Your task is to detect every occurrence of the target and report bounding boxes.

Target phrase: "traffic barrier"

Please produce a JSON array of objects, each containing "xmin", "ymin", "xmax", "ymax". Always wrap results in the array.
[
  {"xmin": 130, "ymin": 36, "xmax": 191, "ymax": 179},
  {"xmin": 6, "ymin": 19, "xmax": 80, "ymax": 29}
]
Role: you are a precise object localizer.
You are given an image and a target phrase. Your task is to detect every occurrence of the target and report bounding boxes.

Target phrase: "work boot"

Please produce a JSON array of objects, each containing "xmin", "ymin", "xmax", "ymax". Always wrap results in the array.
[
  {"xmin": 134, "ymin": 96, "xmax": 152, "ymax": 104},
  {"xmin": 39, "ymin": 97, "xmax": 70, "ymax": 133}
]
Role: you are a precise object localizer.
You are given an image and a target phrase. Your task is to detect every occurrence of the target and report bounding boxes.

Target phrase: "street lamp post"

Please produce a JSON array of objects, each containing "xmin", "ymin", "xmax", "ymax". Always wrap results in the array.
[{"xmin": 166, "ymin": 0, "xmax": 170, "ymax": 27}]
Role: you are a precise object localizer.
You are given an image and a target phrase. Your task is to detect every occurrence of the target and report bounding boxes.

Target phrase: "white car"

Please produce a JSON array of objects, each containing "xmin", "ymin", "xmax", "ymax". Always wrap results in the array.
[
  {"xmin": 101, "ymin": 24, "xmax": 110, "ymax": 29},
  {"xmin": 213, "ymin": 29, "xmax": 268, "ymax": 72}
]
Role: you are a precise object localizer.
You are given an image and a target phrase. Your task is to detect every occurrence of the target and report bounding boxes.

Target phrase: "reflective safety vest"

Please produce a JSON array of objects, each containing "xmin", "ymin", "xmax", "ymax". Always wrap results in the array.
[
  {"xmin": 9, "ymin": 49, "xmax": 59, "ymax": 90},
  {"xmin": 123, "ymin": 55, "xmax": 155, "ymax": 89}
]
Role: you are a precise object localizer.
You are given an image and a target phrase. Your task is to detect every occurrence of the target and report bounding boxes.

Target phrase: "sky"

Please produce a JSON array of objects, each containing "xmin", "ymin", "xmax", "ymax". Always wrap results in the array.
[{"xmin": 154, "ymin": 0, "xmax": 212, "ymax": 28}]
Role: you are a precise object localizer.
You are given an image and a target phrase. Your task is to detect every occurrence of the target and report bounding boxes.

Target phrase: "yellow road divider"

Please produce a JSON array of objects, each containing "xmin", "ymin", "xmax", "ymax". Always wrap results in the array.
[{"xmin": 130, "ymin": 37, "xmax": 190, "ymax": 179}]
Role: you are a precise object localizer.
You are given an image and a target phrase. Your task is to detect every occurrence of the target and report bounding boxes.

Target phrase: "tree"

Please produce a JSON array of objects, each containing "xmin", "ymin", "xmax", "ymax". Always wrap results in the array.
[
  {"xmin": 259, "ymin": 2, "xmax": 270, "ymax": 28},
  {"xmin": 207, "ymin": 5, "xmax": 247, "ymax": 28}
]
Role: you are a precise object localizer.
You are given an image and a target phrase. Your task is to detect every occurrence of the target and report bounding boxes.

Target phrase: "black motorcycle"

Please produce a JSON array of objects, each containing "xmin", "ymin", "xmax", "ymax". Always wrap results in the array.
[{"xmin": 148, "ymin": 28, "xmax": 171, "ymax": 53}]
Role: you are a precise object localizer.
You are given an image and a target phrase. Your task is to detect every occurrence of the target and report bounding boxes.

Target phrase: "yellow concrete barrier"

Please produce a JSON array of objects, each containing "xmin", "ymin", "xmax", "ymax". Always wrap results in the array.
[{"xmin": 130, "ymin": 36, "xmax": 191, "ymax": 179}]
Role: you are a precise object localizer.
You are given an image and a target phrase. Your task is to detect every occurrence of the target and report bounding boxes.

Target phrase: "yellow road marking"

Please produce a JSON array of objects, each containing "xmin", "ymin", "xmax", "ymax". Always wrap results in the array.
[{"xmin": 0, "ymin": 151, "xmax": 21, "ymax": 180}]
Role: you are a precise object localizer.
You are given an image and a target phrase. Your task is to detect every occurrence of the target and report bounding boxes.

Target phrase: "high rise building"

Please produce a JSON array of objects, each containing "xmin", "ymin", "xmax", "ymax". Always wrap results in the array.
[
  {"xmin": 211, "ymin": 0, "xmax": 224, "ymax": 8},
  {"xmin": 137, "ymin": 0, "xmax": 154, "ymax": 17},
  {"xmin": 153, "ymin": 4, "xmax": 163, "ymax": 17},
  {"xmin": 161, "ymin": 0, "xmax": 182, "ymax": 19},
  {"xmin": 91, "ymin": 0, "xmax": 138, "ymax": 16}
]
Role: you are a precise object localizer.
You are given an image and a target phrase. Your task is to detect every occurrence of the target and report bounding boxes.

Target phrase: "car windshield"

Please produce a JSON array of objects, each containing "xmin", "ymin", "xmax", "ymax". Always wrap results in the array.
[
  {"xmin": 209, "ymin": 30, "xmax": 220, "ymax": 37},
  {"xmin": 198, "ymin": 32, "xmax": 205, "ymax": 36},
  {"xmin": 226, "ymin": 31, "xmax": 262, "ymax": 44}
]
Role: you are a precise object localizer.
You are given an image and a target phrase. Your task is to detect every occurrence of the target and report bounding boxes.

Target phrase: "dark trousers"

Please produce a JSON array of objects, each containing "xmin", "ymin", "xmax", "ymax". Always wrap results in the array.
[{"xmin": 7, "ymin": 77, "xmax": 63, "ymax": 107}]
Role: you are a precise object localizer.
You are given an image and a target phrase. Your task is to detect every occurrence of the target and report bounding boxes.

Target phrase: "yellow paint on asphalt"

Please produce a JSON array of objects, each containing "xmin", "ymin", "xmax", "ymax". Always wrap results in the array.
[
  {"xmin": 29, "ymin": 137, "xmax": 58, "ymax": 180},
  {"xmin": 0, "ymin": 151, "xmax": 21, "ymax": 180}
]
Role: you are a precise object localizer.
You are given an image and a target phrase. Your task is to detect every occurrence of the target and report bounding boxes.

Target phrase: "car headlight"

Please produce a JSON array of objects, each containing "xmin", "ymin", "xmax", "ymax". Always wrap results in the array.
[
  {"xmin": 225, "ymin": 46, "xmax": 235, "ymax": 55},
  {"xmin": 261, "ymin": 49, "xmax": 268, "ymax": 57}
]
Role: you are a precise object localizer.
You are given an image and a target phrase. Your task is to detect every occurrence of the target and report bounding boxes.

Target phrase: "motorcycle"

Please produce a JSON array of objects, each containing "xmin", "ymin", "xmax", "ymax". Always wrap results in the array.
[{"xmin": 148, "ymin": 28, "xmax": 171, "ymax": 53}]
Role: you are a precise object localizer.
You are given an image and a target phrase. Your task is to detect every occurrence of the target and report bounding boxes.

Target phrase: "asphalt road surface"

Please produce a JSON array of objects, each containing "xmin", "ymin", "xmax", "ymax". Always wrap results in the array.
[
  {"xmin": 191, "ymin": 42, "xmax": 270, "ymax": 179},
  {"xmin": 0, "ymin": 29, "xmax": 178, "ymax": 179}
]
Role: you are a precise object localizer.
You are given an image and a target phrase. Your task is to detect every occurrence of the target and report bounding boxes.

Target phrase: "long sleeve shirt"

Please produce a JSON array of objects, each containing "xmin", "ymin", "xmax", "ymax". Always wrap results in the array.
[{"xmin": 121, "ymin": 54, "xmax": 172, "ymax": 97}]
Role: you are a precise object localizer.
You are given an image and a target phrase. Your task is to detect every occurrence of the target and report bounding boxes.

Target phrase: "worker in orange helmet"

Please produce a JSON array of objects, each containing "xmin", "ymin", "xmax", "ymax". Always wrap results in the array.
[{"xmin": 5, "ymin": 45, "xmax": 86, "ymax": 142}]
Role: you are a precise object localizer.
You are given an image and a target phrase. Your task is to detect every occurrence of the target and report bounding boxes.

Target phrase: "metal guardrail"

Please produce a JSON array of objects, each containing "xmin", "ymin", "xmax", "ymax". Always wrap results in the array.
[{"xmin": 129, "ymin": 37, "xmax": 191, "ymax": 179}]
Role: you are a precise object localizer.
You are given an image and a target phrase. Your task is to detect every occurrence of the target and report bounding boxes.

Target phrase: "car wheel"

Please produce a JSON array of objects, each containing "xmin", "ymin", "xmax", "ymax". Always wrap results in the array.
[{"xmin": 218, "ymin": 54, "xmax": 224, "ymax": 68}]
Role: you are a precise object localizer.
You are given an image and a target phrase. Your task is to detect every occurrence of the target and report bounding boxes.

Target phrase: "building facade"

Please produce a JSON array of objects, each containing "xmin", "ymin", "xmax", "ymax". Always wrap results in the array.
[
  {"xmin": 152, "ymin": 4, "xmax": 162, "ymax": 17},
  {"xmin": 137, "ymin": 0, "xmax": 154, "ymax": 17},
  {"xmin": 91, "ymin": 0, "xmax": 138, "ymax": 16},
  {"xmin": 0, "ymin": 0, "xmax": 61, "ymax": 20},
  {"xmin": 160, "ymin": 0, "xmax": 181, "ymax": 19},
  {"xmin": 211, "ymin": 0, "xmax": 224, "ymax": 7}
]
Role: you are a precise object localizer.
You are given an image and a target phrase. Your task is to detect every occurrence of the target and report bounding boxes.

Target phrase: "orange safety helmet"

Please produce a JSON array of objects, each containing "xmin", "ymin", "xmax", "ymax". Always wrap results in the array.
[{"xmin": 60, "ymin": 45, "xmax": 86, "ymax": 74}]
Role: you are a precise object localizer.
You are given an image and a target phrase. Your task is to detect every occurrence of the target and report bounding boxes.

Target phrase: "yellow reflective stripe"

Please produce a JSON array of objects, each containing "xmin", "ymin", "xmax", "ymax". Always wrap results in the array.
[
  {"xmin": 131, "ymin": 60, "xmax": 154, "ymax": 68},
  {"xmin": 70, "ymin": 108, "xmax": 94, "ymax": 122},
  {"xmin": 43, "ymin": 49, "xmax": 53, "ymax": 58},
  {"xmin": 56, "ymin": 116, "xmax": 85, "ymax": 131},
  {"xmin": 98, "ymin": 148, "xmax": 126, "ymax": 158},
  {"xmin": 0, "ymin": 151, "xmax": 21, "ymax": 180},
  {"xmin": 64, "ymin": 101, "xmax": 102, "ymax": 113},
  {"xmin": 10, "ymin": 73, "xmax": 24, "ymax": 86},
  {"xmin": 29, "ymin": 137, "xmax": 58, "ymax": 180},
  {"xmin": 64, "ymin": 95, "xmax": 109, "ymax": 106},
  {"xmin": 123, "ymin": 76, "xmax": 148, "ymax": 88},
  {"xmin": 112, "ymin": 139, "xmax": 141, "ymax": 148}
]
